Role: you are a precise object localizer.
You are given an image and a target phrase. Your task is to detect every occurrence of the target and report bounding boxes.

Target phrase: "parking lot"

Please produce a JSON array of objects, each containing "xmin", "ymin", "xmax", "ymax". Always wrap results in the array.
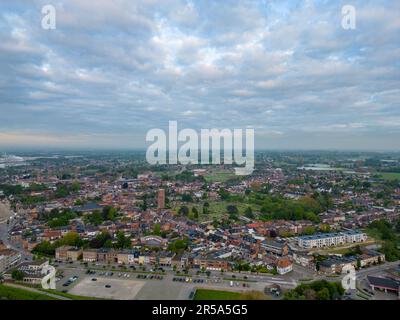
[
  {"xmin": 69, "ymin": 277, "xmax": 146, "ymax": 300},
  {"xmin": 55, "ymin": 264, "xmax": 283, "ymax": 300}
]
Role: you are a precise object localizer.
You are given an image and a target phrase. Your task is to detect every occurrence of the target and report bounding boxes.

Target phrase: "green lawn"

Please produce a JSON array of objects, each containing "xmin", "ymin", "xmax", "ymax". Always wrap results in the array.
[
  {"xmin": 0, "ymin": 284, "xmax": 59, "ymax": 300},
  {"xmin": 194, "ymin": 289, "xmax": 243, "ymax": 300},
  {"xmin": 378, "ymin": 172, "xmax": 400, "ymax": 180},
  {"xmin": 204, "ymin": 171, "xmax": 236, "ymax": 183},
  {"xmin": 39, "ymin": 289, "xmax": 104, "ymax": 300}
]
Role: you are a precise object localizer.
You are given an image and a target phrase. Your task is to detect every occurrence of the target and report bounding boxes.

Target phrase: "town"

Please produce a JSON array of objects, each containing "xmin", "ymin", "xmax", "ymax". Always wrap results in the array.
[{"xmin": 1, "ymin": 150, "xmax": 400, "ymax": 300}]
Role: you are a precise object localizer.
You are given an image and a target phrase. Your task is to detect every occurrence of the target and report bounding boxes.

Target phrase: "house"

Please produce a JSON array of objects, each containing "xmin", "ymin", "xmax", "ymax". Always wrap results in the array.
[
  {"xmin": 276, "ymin": 258, "xmax": 293, "ymax": 275},
  {"xmin": 55, "ymin": 246, "xmax": 82, "ymax": 261},
  {"xmin": 319, "ymin": 256, "xmax": 357, "ymax": 274},
  {"xmin": 83, "ymin": 249, "xmax": 98, "ymax": 262},
  {"xmin": 55, "ymin": 246, "xmax": 71, "ymax": 261},
  {"xmin": 158, "ymin": 252, "xmax": 175, "ymax": 267},
  {"xmin": 261, "ymin": 240, "xmax": 289, "ymax": 256},
  {"xmin": 117, "ymin": 250, "xmax": 139, "ymax": 265},
  {"xmin": 359, "ymin": 250, "xmax": 385, "ymax": 267},
  {"xmin": 97, "ymin": 248, "xmax": 118, "ymax": 263},
  {"xmin": 67, "ymin": 247, "xmax": 83, "ymax": 261},
  {"xmin": 292, "ymin": 252, "xmax": 315, "ymax": 269}
]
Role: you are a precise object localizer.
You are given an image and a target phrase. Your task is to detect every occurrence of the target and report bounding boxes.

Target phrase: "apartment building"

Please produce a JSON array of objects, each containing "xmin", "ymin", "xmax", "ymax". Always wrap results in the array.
[
  {"xmin": 0, "ymin": 248, "xmax": 21, "ymax": 273},
  {"xmin": 298, "ymin": 230, "xmax": 367, "ymax": 249}
]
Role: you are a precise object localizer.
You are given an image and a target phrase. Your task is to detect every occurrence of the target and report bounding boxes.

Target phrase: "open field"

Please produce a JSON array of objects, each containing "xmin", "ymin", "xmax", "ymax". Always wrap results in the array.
[
  {"xmin": 378, "ymin": 172, "xmax": 400, "ymax": 180},
  {"xmin": 203, "ymin": 170, "xmax": 237, "ymax": 183},
  {"xmin": 68, "ymin": 277, "xmax": 145, "ymax": 300},
  {"xmin": 193, "ymin": 289, "xmax": 243, "ymax": 300},
  {"xmin": 0, "ymin": 284, "xmax": 59, "ymax": 300}
]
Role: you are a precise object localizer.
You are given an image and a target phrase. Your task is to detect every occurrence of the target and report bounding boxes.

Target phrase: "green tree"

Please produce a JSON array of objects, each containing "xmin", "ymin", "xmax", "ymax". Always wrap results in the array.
[
  {"xmin": 11, "ymin": 270, "xmax": 25, "ymax": 281},
  {"xmin": 178, "ymin": 206, "xmax": 189, "ymax": 216},
  {"xmin": 244, "ymin": 206, "xmax": 254, "ymax": 219},
  {"xmin": 316, "ymin": 288, "xmax": 330, "ymax": 300}
]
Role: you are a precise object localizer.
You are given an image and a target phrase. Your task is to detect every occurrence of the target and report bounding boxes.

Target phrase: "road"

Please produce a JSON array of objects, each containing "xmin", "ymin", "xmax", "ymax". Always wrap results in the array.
[{"xmin": 0, "ymin": 215, "xmax": 32, "ymax": 261}]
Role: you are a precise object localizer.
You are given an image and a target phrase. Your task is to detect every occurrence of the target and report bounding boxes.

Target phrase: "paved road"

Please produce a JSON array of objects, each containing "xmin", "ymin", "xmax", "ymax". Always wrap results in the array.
[
  {"xmin": 0, "ymin": 216, "xmax": 32, "ymax": 261},
  {"xmin": 356, "ymin": 261, "xmax": 400, "ymax": 278}
]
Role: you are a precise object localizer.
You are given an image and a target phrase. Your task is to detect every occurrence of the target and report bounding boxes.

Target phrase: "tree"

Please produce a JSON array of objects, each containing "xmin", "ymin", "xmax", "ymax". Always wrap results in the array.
[
  {"xmin": 55, "ymin": 184, "xmax": 69, "ymax": 198},
  {"xmin": 303, "ymin": 226, "xmax": 316, "ymax": 235},
  {"xmin": 316, "ymin": 288, "xmax": 330, "ymax": 300},
  {"xmin": 63, "ymin": 231, "xmax": 81, "ymax": 246},
  {"xmin": 178, "ymin": 206, "xmax": 189, "ymax": 216},
  {"xmin": 71, "ymin": 181, "xmax": 81, "ymax": 192},
  {"xmin": 153, "ymin": 223, "xmax": 161, "ymax": 236},
  {"xmin": 182, "ymin": 194, "xmax": 193, "ymax": 202},
  {"xmin": 102, "ymin": 206, "xmax": 117, "ymax": 221},
  {"xmin": 244, "ymin": 206, "xmax": 254, "ymax": 219},
  {"xmin": 90, "ymin": 231, "xmax": 111, "ymax": 248},
  {"xmin": 218, "ymin": 188, "xmax": 230, "ymax": 200},
  {"xmin": 356, "ymin": 259, "xmax": 361, "ymax": 270},
  {"xmin": 12, "ymin": 270, "xmax": 25, "ymax": 281},
  {"xmin": 116, "ymin": 231, "xmax": 131, "ymax": 249},
  {"xmin": 226, "ymin": 205, "xmax": 238, "ymax": 215}
]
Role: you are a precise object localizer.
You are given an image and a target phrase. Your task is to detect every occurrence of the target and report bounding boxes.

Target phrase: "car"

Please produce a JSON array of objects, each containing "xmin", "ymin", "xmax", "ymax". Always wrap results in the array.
[
  {"xmin": 105, "ymin": 285, "xmax": 111, "ymax": 288},
  {"xmin": 91, "ymin": 278, "xmax": 97, "ymax": 281},
  {"xmin": 188, "ymin": 291, "xmax": 195, "ymax": 300}
]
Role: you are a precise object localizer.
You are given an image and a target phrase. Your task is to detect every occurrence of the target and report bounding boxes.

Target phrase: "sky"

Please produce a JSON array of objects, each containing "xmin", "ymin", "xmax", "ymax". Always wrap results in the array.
[{"xmin": 0, "ymin": 0, "xmax": 399, "ymax": 151}]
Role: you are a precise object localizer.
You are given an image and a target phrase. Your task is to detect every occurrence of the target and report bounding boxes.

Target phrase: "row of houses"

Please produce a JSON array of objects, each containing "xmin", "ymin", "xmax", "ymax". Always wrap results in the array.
[
  {"xmin": 319, "ymin": 250, "xmax": 385, "ymax": 274},
  {"xmin": 297, "ymin": 230, "xmax": 367, "ymax": 249}
]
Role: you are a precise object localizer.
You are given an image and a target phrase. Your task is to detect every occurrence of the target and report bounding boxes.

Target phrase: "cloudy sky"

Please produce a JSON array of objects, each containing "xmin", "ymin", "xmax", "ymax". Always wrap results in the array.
[{"xmin": 0, "ymin": 0, "xmax": 399, "ymax": 150}]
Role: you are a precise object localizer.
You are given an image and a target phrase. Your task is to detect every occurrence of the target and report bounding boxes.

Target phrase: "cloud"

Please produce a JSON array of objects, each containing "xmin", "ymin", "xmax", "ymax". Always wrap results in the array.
[{"xmin": 0, "ymin": 0, "xmax": 399, "ymax": 150}]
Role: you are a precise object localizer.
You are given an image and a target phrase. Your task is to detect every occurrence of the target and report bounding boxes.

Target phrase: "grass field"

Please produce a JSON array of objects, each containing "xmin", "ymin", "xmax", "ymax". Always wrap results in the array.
[
  {"xmin": 193, "ymin": 289, "xmax": 243, "ymax": 300},
  {"xmin": 39, "ymin": 289, "xmax": 103, "ymax": 300},
  {"xmin": 378, "ymin": 172, "xmax": 400, "ymax": 180},
  {"xmin": 0, "ymin": 284, "xmax": 59, "ymax": 300},
  {"xmin": 204, "ymin": 170, "xmax": 237, "ymax": 183}
]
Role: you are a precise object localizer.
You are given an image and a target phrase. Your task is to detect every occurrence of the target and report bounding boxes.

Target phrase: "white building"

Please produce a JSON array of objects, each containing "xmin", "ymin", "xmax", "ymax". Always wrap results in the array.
[
  {"xmin": 298, "ymin": 230, "xmax": 367, "ymax": 249},
  {"xmin": 276, "ymin": 258, "xmax": 293, "ymax": 275}
]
